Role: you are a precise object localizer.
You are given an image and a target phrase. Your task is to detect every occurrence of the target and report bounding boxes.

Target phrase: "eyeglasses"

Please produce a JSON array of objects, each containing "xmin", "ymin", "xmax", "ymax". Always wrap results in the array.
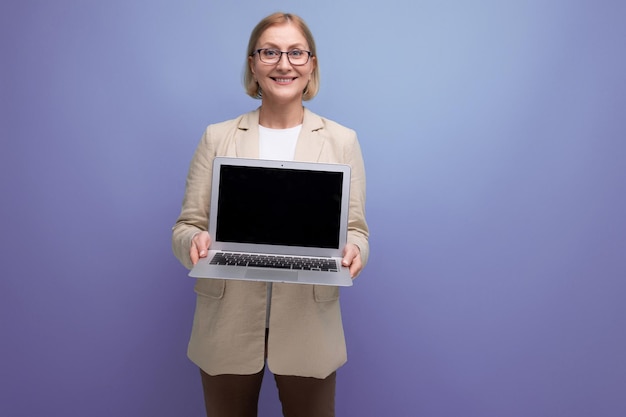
[{"xmin": 252, "ymin": 48, "xmax": 312, "ymax": 66}]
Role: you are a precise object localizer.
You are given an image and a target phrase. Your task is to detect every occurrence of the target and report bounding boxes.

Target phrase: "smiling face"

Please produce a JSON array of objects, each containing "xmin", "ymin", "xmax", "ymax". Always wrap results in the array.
[{"xmin": 249, "ymin": 23, "xmax": 316, "ymax": 106}]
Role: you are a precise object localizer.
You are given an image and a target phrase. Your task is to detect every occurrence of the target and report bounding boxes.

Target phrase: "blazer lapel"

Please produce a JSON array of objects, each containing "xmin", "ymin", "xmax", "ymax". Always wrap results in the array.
[
  {"xmin": 235, "ymin": 109, "xmax": 260, "ymax": 158},
  {"xmin": 294, "ymin": 108, "xmax": 325, "ymax": 162}
]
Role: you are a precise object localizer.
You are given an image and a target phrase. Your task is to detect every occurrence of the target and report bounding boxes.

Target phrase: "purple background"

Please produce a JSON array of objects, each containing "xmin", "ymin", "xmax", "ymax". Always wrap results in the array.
[{"xmin": 2, "ymin": 1, "xmax": 625, "ymax": 416}]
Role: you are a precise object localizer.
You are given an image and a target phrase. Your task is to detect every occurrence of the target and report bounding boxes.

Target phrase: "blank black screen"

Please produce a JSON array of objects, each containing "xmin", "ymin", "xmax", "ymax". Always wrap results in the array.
[{"xmin": 215, "ymin": 165, "xmax": 343, "ymax": 248}]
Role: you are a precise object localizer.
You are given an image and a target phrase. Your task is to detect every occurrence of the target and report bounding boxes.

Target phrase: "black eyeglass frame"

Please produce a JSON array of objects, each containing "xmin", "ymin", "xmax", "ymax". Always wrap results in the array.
[{"xmin": 251, "ymin": 48, "xmax": 312, "ymax": 66}]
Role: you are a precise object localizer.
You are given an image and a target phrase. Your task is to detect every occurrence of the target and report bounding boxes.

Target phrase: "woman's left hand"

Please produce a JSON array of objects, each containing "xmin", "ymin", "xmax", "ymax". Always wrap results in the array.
[{"xmin": 342, "ymin": 243, "xmax": 363, "ymax": 279}]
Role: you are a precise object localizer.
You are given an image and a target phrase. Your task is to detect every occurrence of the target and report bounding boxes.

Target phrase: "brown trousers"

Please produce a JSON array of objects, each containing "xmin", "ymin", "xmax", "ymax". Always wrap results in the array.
[{"xmin": 200, "ymin": 367, "xmax": 336, "ymax": 417}]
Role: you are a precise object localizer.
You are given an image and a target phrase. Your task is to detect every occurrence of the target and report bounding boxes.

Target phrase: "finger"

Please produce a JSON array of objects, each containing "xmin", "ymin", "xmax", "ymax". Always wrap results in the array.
[
  {"xmin": 349, "ymin": 255, "xmax": 362, "ymax": 278},
  {"xmin": 342, "ymin": 247, "xmax": 357, "ymax": 266},
  {"xmin": 197, "ymin": 234, "xmax": 211, "ymax": 258},
  {"xmin": 341, "ymin": 245, "xmax": 361, "ymax": 278},
  {"xmin": 191, "ymin": 232, "xmax": 211, "ymax": 265},
  {"xmin": 190, "ymin": 241, "xmax": 200, "ymax": 265}
]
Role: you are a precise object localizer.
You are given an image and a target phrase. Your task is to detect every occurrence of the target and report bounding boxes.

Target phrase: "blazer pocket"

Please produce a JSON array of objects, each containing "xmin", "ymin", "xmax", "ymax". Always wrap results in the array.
[
  {"xmin": 194, "ymin": 279, "xmax": 226, "ymax": 299},
  {"xmin": 314, "ymin": 285, "xmax": 340, "ymax": 303}
]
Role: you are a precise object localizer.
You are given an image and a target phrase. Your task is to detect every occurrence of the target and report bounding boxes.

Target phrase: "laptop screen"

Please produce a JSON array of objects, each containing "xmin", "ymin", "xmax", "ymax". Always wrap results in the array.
[{"xmin": 215, "ymin": 164, "xmax": 344, "ymax": 249}]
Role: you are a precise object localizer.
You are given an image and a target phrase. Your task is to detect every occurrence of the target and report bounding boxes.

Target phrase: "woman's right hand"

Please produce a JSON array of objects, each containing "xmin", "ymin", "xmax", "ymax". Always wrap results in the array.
[{"xmin": 190, "ymin": 231, "xmax": 212, "ymax": 265}]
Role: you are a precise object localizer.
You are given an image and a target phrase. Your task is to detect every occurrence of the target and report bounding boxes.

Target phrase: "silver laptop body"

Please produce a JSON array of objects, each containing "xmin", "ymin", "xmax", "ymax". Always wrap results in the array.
[{"xmin": 189, "ymin": 157, "xmax": 353, "ymax": 286}]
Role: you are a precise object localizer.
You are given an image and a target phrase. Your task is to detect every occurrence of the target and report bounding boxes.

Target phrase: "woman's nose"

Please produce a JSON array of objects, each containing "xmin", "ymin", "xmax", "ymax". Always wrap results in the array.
[{"xmin": 276, "ymin": 52, "xmax": 292, "ymax": 69}]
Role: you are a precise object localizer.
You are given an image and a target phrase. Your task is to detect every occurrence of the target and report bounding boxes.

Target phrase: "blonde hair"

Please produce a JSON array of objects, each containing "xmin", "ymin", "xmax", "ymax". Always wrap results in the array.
[{"xmin": 243, "ymin": 12, "xmax": 319, "ymax": 100}]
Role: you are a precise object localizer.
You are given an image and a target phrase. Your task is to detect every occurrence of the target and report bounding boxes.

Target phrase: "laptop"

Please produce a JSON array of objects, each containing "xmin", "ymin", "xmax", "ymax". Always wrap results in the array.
[{"xmin": 188, "ymin": 156, "xmax": 353, "ymax": 286}]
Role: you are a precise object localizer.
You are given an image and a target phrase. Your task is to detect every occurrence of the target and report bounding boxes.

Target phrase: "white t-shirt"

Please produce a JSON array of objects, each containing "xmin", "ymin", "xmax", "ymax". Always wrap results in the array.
[{"xmin": 258, "ymin": 124, "xmax": 301, "ymax": 161}]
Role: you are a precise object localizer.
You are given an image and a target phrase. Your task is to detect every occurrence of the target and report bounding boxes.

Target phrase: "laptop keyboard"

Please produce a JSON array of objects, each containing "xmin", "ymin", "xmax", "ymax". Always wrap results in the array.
[{"xmin": 210, "ymin": 252, "xmax": 339, "ymax": 272}]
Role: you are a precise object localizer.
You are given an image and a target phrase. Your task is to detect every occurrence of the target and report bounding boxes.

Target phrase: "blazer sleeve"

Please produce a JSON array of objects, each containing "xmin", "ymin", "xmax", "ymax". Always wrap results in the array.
[
  {"xmin": 344, "ymin": 132, "xmax": 370, "ymax": 267},
  {"xmin": 171, "ymin": 126, "xmax": 217, "ymax": 270}
]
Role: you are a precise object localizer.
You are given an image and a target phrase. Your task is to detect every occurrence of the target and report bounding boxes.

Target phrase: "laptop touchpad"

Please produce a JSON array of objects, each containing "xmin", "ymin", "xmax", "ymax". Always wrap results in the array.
[{"xmin": 246, "ymin": 268, "xmax": 298, "ymax": 281}]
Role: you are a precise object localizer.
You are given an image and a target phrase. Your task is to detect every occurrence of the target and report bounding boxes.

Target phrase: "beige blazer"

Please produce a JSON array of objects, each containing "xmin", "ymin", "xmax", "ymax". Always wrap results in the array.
[{"xmin": 172, "ymin": 108, "xmax": 369, "ymax": 378}]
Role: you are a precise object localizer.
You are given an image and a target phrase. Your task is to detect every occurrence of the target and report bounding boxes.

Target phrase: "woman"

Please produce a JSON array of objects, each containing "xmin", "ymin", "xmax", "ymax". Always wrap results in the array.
[{"xmin": 172, "ymin": 12, "xmax": 369, "ymax": 417}]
